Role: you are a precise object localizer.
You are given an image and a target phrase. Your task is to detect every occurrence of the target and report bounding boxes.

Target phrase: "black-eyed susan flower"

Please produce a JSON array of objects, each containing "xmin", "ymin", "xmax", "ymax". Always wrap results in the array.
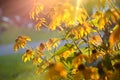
[
  {"xmin": 72, "ymin": 54, "xmax": 88, "ymax": 68},
  {"xmin": 109, "ymin": 25, "xmax": 120, "ymax": 48},
  {"xmin": 35, "ymin": 18, "xmax": 46, "ymax": 30},
  {"xmin": 107, "ymin": 62, "xmax": 120, "ymax": 80},
  {"xmin": 33, "ymin": 57, "xmax": 42, "ymax": 65},
  {"xmin": 45, "ymin": 63, "xmax": 67, "ymax": 80},
  {"xmin": 77, "ymin": 64, "xmax": 99, "ymax": 80},
  {"xmin": 39, "ymin": 43, "xmax": 45, "ymax": 53},
  {"xmin": 45, "ymin": 38, "xmax": 60, "ymax": 51},
  {"xmin": 60, "ymin": 48, "xmax": 74, "ymax": 60},
  {"xmin": 89, "ymin": 35, "xmax": 102, "ymax": 46},
  {"xmin": 13, "ymin": 36, "xmax": 31, "ymax": 52},
  {"xmin": 22, "ymin": 49, "xmax": 34, "ymax": 62},
  {"xmin": 30, "ymin": 2, "xmax": 44, "ymax": 20}
]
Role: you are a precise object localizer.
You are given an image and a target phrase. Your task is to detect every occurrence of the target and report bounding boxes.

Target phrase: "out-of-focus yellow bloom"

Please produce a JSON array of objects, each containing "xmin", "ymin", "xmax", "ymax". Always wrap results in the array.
[
  {"xmin": 71, "ymin": 27, "xmax": 84, "ymax": 39},
  {"xmin": 92, "ymin": 11, "xmax": 103, "ymax": 19},
  {"xmin": 39, "ymin": 43, "xmax": 45, "ymax": 53},
  {"xmin": 60, "ymin": 48, "xmax": 74, "ymax": 59},
  {"xmin": 82, "ymin": 22, "xmax": 92, "ymax": 34},
  {"xmin": 35, "ymin": 18, "xmax": 46, "ymax": 30},
  {"xmin": 76, "ymin": 8, "xmax": 88, "ymax": 24},
  {"xmin": 105, "ymin": 70, "xmax": 113, "ymax": 80},
  {"xmin": 98, "ymin": 16, "xmax": 107, "ymax": 30},
  {"xmin": 35, "ymin": 46, "xmax": 44, "ymax": 58},
  {"xmin": 30, "ymin": 3, "xmax": 44, "ymax": 20},
  {"xmin": 92, "ymin": 11, "xmax": 107, "ymax": 30},
  {"xmin": 13, "ymin": 36, "xmax": 31, "ymax": 52},
  {"xmin": 83, "ymin": 67, "xmax": 99, "ymax": 80},
  {"xmin": 110, "ymin": 71, "xmax": 120, "ymax": 80},
  {"xmin": 89, "ymin": 51, "xmax": 104, "ymax": 63},
  {"xmin": 105, "ymin": 9, "xmax": 120, "ymax": 23},
  {"xmin": 109, "ymin": 25, "xmax": 120, "ymax": 48},
  {"xmin": 22, "ymin": 49, "xmax": 34, "ymax": 62},
  {"xmin": 73, "ymin": 70, "xmax": 85, "ymax": 80},
  {"xmin": 47, "ymin": 2, "xmax": 75, "ymax": 30},
  {"xmin": 78, "ymin": 64, "xmax": 99, "ymax": 80},
  {"xmin": 36, "ymin": 66, "xmax": 42, "ymax": 75},
  {"xmin": 45, "ymin": 38, "xmax": 60, "ymax": 50},
  {"xmin": 89, "ymin": 35, "xmax": 102, "ymax": 46},
  {"xmin": 108, "ymin": 62, "xmax": 120, "ymax": 80},
  {"xmin": 33, "ymin": 57, "xmax": 42, "ymax": 65},
  {"xmin": 72, "ymin": 54, "xmax": 88, "ymax": 68},
  {"xmin": 45, "ymin": 63, "xmax": 67, "ymax": 80},
  {"xmin": 71, "ymin": 22, "xmax": 92, "ymax": 39}
]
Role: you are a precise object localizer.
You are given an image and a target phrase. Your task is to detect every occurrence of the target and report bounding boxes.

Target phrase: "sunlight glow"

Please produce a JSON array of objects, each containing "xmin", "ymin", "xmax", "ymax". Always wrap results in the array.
[{"xmin": 75, "ymin": 0, "xmax": 81, "ymax": 17}]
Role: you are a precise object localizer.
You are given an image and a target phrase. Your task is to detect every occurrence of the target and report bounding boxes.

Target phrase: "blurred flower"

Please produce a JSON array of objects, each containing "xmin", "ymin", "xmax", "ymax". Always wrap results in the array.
[
  {"xmin": 33, "ymin": 57, "xmax": 42, "ymax": 65},
  {"xmin": 71, "ymin": 22, "xmax": 92, "ymax": 39},
  {"xmin": 83, "ymin": 67, "xmax": 99, "ymax": 80},
  {"xmin": 77, "ymin": 64, "xmax": 99, "ymax": 80},
  {"xmin": 14, "ymin": 36, "xmax": 31, "ymax": 52},
  {"xmin": 60, "ymin": 48, "xmax": 74, "ymax": 59},
  {"xmin": 89, "ymin": 35, "xmax": 102, "ymax": 46},
  {"xmin": 35, "ymin": 18, "xmax": 46, "ymax": 30},
  {"xmin": 22, "ymin": 49, "xmax": 34, "ymax": 62},
  {"xmin": 72, "ymin": 54, "xmax": 88, "ymax": 68},
  {"xmin": 109, "ymin": 25, "xmax": 120, "ymax": 48},
  {"xmin": 45, "ymin": 38, "xmax": 60, "ymax": 50},
  {"xmin": 39, "ymin": 43, "xmax": 45, "ymax": 53},
  {"xmin": 30, "ymin": 3, "xmax": 44, "ymax": 20},
  {"xmin": 89, "ymin": 50, "xmax": 104, "ymax": 63},
  {"xmin": 73, "ymin": 71, "xmax": 83, "ymax": 80},
  {"xmin": 45, "ymin": 63, "xmax": 67, "ymax": 80},
  {"xmin": 36, "ymin": 66, "xmax": 42, "ymax": 75}
]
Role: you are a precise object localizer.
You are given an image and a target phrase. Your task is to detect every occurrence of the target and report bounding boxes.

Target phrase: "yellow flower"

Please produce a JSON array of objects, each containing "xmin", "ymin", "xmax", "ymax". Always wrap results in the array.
[
  {"xmin": 33, "ymin": 57, "xmax": 42, "ymax": 65},
  {"xmin": 105, "ymin": 9, "xmax": 120, "ymax": 23},
  {"xmin": 47, "ymin": 2, "xmax": 76, "ymax": 30},
  {"xmin": 22, "ymin": 49, "xmax": 34, "ymax": 62},
  {"xmin": 39, "ymin": 43, "xmax": 45, "ymax": 53},
  {"xmin": 72, "ymin": 54, "xmax": 88, "ymax": 68},
  {"xmin": 78, "ymin": 64, "xmax": 99, "ymax": 80},
  {"xmin": 45, "ymin": 38, "xmax": 60, "ymax": 50},
  {"xmin": 109, "ymin": 25, "xmax": 120, "ymax": 48},
  {"xmin": 88, "ymin": 50, "xmax": 104, "ymax": 63},
  {"xmin": 92, "ymin": 11, "xmax": 103, "ymax": 19},
  {"xmin": 60, "ymin": 48, "xmax": 74, "ymax": 59},
  {"xmin": 45, "ymin": 63, "xmax": 67, "ymax": 80},
  {"xmin": 36, "ymin": 66, "xmax": 42, "ymax": 75},
  {"xmin": 30, "ymin": 3, "xmax": 44, "ymax": 20},
  {"xmin": 76, "ymin": 8, "xmax": 88, "ymax": 24},
  {"xmin": 71, "ymin": 27, "xmax": 84, "ymax": 39},
  {"xmin": 82, "ymin": 22, "xmax": 92, "ymax": 34},
  {"xmin": 35, "ymin": 18, "xmax": 46, "ymax": 30},
  {"xmin": 89, "ymin": 35, "xmax": 102, "ymax": 46},
  {"xmin": 71, "ymin": 22, "xmax": 92, "ymax": 39},
  {"xmin": 13, "ymin": 36, "xmax": 31, "ymax": 52},
  {"xmin": 98, "ymin": 16, "xmax": 106, "ymax": 30},
  {"xmin": 73, "ymin": 71, "xmax": 83, "ymax": 80}
]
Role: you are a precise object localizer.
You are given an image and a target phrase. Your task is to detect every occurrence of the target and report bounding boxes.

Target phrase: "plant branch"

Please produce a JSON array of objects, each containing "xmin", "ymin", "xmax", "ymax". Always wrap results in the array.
[{"xmin": 72, "ymin": 38, "xmax": 82, "ymax": 54}]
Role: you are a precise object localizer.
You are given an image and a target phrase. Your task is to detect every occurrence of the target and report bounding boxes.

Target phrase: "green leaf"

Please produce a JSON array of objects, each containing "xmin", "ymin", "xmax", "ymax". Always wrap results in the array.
[
  {"xmin": 54, "ymin": 43, "xmax": 74, "ymax": 55},
  {"xmin": 103, "ymin": 54, "xmax": 113, "ymax": 70},
  {"xmin": 66, "ymin": 57, "xmax": 73, "ymax": 64},
  {"xmin": 89, "ymin": 18, "xmax": 99, "ymax": 27}
]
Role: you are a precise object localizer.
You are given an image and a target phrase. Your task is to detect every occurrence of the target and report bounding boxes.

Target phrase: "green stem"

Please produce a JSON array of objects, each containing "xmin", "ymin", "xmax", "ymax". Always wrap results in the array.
[{"xmin": 72, "ymin": 38, "xmax": 82, "ymax": 54}]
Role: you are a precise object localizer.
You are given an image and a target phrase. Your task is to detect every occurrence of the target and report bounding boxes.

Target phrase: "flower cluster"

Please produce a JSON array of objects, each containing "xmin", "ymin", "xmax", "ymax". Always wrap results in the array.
[{"xmin": 13, "ymin": 0, "xmax": 120, "ymax": 80}]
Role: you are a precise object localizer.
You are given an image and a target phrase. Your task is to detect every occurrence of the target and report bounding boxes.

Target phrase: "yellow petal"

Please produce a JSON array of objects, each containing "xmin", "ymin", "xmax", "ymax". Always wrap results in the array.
[
  {"xmin": 109, "ymin": 25, "xmax": 120, "ymax": 48},
  {"xmin": 20, "ymin": 43, "xmax": 25, "ymax": 48},
  {"xmin": 98, "ymin": 17, "xmax": 106, "ymax": 30},
  {"xmin": 13, "ymin": 44, "xmax": 19, "ymax": 52},
  {"xmin": 22, "ymin": 55, "xmax": 28, "ymax": 63}
]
